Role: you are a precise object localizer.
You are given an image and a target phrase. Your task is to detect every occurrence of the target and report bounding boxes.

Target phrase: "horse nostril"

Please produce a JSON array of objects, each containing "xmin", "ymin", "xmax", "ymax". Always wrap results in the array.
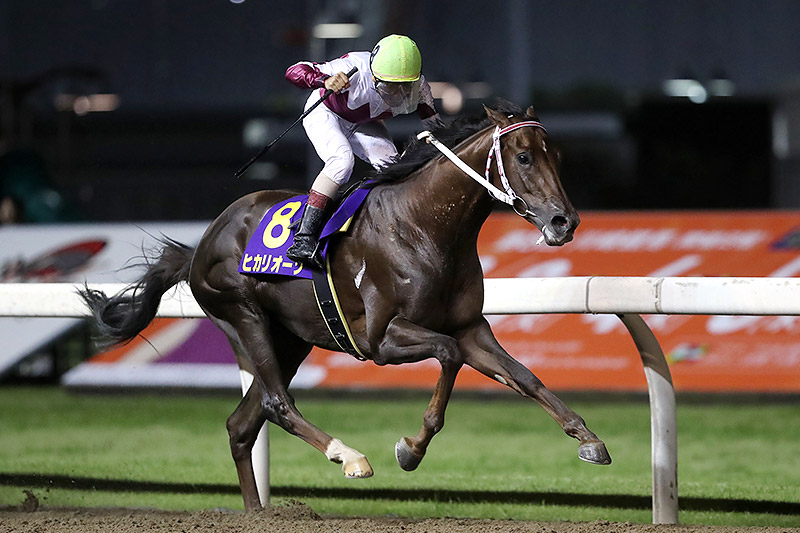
[{"xmin": 551, "ymin": 215, "xmax": 570, "ymax": 233}]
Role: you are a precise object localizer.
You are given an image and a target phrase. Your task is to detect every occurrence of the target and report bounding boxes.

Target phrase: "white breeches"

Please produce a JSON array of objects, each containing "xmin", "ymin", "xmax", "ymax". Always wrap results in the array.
[{"xmin": 302, "ymin": 93, "xmax": 398, "ymax": 185}]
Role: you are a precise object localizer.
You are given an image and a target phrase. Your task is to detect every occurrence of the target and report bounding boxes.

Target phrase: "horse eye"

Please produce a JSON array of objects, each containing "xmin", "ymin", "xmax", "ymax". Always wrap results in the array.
[{"xmin": 517, "ymin": 153, "xmax": 531, "ymax": 165}]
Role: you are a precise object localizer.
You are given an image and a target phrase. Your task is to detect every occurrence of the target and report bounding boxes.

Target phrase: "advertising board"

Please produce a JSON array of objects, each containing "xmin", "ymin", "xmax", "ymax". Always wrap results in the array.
[{"xmin": 61, "ymin": 211, "xmax": 800, "ymax": 393}]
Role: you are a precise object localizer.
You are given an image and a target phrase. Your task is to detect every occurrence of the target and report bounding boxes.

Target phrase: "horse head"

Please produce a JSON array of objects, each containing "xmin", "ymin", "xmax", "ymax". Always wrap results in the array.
[{"xmin": 484, "ymin": 105, "xmax": 580, "ymax": 246}]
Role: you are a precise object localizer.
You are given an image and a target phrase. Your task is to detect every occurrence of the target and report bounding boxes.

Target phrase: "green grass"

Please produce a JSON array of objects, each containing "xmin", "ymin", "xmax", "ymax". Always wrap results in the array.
[{"xmin": 0, "ymin": 386, "xmax": 798, "ymax": 527}]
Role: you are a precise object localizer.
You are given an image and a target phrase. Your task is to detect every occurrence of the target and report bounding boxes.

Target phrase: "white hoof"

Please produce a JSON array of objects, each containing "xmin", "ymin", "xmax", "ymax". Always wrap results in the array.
[
  {"xmin": 343, "ymin": 456, "xmax": 374, "ymax": 479},
  {"xmin": 325, "ymin": 438, "xmax": 374, "ymax": 478}
]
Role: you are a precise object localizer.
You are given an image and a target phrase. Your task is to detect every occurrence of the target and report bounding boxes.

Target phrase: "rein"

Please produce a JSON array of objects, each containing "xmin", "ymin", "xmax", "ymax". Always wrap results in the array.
[{"xmin": 417, "ymin": 120, "xmax": 547, "ymax": 218}]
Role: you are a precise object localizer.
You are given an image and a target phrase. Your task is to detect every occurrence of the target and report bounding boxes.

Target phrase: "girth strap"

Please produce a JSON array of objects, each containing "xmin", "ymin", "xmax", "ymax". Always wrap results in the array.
[{"xmin": 311, "ymin": 258, "xmax": 366, "ymax": 360}]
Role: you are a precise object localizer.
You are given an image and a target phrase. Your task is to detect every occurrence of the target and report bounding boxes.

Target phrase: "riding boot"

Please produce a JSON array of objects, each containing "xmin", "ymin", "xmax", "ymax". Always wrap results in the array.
[{"xmin": 287, "ymin": 204, "xmax": 327, "ymax": 270}]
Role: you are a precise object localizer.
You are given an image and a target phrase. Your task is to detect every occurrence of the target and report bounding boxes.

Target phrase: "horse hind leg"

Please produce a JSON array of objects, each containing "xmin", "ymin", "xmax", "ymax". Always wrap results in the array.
[
  {"xmin": 460, "ymin": 321, "xmax": 611, "ymax": 466},
  {"xmin": 267, "ymin": 319, "xmax": 373, "ymax": 479},
  {"xmin": 219, "ymin": 313, "xmax": 372, "ymax": 507},
  {"xmin": 225, "ymin": 378, "xmax": 269, "ymax": 511}
]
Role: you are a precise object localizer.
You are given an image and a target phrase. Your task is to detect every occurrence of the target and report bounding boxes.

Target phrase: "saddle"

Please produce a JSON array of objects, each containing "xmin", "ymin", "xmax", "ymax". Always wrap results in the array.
[
  {"xmin": 238, "ymin": 179, "xmax": 373, "ymax": 279},
  {"xmin": 238, "ymin": 179, "xmax": 373, "ymax": 358}
]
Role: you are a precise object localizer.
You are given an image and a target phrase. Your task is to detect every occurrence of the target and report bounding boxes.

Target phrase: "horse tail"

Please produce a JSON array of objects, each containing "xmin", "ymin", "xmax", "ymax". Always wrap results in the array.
[{"xmin": 80, "ymin": 237, "xmax": 195, "ymax": 349}]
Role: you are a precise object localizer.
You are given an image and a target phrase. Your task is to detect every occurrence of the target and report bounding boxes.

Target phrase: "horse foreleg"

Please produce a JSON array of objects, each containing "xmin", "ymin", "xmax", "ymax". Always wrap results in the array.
[
  {"xmin": 395, "ymin": 361, "xmax": 462, "ymax": 471},
  {"xmin": 373, "ymin": 317, "xmax": 463, "ymax": 470},
  {"xmin": 460, "ymin": 319, "xmax": 611, "ymax": 465}
]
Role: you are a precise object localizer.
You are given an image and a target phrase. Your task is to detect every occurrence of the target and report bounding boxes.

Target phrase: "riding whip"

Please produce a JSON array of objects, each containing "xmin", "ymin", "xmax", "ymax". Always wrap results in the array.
[{"xmin": 234, "ymin": 66, "xmax": 358, "ymax": 178}]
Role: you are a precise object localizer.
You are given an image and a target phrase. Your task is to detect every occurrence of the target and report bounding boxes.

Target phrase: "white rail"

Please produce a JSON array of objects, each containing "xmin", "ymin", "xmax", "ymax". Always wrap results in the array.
[
  {"xmin": 4, "ymin": 276, "xmax": 799, "ymax": 524},
  {"xmin": 3, "ymin": 277, "xmax": 800, "ymax": 317}
]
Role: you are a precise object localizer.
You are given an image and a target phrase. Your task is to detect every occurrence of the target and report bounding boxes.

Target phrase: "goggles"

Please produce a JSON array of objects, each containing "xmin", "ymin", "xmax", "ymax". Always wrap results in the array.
[{"xmin": 375, "ymin": 79, "xmax": 417, "ymax": 108}]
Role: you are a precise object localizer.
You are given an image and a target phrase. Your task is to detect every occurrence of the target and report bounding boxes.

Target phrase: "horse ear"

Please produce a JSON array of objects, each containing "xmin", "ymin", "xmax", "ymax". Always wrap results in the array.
[
  {"xmin": 484, "ymin": 105, "xmax": 512, "ymax": 127},
  {"xmin": 525, "ymin": 106, "xmax": 537, "ymax": 119}
]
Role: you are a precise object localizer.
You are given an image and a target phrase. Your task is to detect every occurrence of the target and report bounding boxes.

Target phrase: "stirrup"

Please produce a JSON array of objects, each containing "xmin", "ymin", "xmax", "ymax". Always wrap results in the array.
[
  {"xmin": 287, "ymin": 239, "xmax": 325, "ymax": 270},
  {"xmin": 308, "ymin": 251, "xmax": 325, "ymax": 271},
  {"xmin": 295, "ymin": 250, "xmax": 325, "ymax": 271}
]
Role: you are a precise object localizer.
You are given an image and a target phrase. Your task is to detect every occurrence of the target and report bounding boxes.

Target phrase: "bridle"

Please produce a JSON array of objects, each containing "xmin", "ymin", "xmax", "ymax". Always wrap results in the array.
[
  {"xmin": 484, "ymin": 120, "xmax": 547, "ymax": 217},
  {"xmin": 417, "ymin": 120, "xmax": 547, "ymax": 219}
]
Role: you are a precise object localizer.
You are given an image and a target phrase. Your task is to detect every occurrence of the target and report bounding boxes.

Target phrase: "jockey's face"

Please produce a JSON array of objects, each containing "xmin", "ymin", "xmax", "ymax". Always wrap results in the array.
[{"xmin": 374, "ymin": 78, "xmax": 416, "ymax": 108}]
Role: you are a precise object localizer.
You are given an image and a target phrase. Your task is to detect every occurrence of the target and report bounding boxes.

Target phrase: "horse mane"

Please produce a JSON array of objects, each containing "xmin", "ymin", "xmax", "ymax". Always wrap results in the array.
[{"xmin": 369, "ymin": 98, "xmax": 525, "ymax": 184}]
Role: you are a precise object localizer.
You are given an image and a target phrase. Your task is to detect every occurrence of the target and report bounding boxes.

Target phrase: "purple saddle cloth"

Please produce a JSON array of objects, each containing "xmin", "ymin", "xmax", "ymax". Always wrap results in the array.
[{"xmin": 238, "ymin": 184, "xmax": 371, "ymax": 279}]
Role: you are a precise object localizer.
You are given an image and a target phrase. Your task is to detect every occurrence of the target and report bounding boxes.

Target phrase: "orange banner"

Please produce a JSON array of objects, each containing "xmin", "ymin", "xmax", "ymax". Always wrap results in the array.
[
  {"xmin": 76, "ymin": 211, "xmax": 800, "ymax": 393},
  {"xmin": 305, "ymin": 211, "xmax": 800, "ymax": 393}
]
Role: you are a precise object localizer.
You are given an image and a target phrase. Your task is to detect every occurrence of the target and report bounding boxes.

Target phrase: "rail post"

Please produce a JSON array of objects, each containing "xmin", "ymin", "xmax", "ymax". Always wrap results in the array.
[
  {"xmin": 618, "ymin": 313, "xmax": 678, "ymax": 524},
  {"xmin": 238, "ymin": 369, "xmax": 270, "ymax": 506}
]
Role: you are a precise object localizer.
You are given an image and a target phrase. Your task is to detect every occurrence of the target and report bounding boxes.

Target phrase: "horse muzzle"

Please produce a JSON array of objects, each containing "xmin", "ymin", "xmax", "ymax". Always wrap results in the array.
[
  {"xmin": 542, "ymin": 211, "xmax": 579, "ymax": 246},
  {"xmin": 518, "ymin": 201, "xmax": 579, "ymax": 246}
]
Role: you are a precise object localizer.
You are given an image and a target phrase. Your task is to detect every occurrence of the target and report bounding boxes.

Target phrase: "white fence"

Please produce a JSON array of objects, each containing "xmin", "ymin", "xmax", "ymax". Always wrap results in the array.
[
  {"xmin": 3, "ymin": 276, "xmax": 800, "ymax": 524},
  {"xmin": 4, "ymin": 277, "xmax": 800, "ymax": 318}
]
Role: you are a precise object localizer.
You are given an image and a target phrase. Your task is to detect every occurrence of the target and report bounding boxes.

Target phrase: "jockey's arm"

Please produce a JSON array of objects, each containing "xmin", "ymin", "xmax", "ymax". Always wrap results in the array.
[
  {"xmin": 416, "ymin": 75, "xmax": 444, "ymax": 130},
  {"xmin": 420, "ymin": 110, "xmax": 444, "ymax": 130},
  {"xmin": 285, "ymin": 61, "xmax": 330, "ymax": 89},
  {"xmin": 324, "ymin": 72, "xmax": 351, "ymax": 93},
  {"xmin": 286, "ymin": 56, "xmax": 354, "ymax": 92}
]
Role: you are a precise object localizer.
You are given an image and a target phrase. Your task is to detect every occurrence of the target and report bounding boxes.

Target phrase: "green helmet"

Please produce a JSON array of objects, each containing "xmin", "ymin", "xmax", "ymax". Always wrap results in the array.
[{"xmin": 370, "ymin": 34, "xmax": 422, "ymax": 82}]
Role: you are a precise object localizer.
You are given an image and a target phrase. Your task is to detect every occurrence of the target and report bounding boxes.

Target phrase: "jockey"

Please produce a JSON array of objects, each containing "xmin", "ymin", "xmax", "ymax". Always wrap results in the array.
[{"xmin": 284, "ymin": 34, "xmax": 443, "ymax": 268}]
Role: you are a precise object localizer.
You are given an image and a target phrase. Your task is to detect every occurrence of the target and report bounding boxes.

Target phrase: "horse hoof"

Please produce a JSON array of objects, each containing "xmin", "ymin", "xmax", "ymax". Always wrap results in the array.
[
  {"xmin": 578, "ymin": 441, "xmax": 612, "ymax": 465},
  {"xmin": 343, "ymin": 456, "xmax": 373, "ymax": 479},
  {"xmin": 395, "ymin": 437, "xmax": 424, "ymax": 471}
]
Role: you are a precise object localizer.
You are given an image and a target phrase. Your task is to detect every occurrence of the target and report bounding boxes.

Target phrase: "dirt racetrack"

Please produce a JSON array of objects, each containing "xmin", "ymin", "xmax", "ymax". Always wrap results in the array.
[{"xmin": 1, "ymin": 501, "xmax": 798, "ymax": 533}]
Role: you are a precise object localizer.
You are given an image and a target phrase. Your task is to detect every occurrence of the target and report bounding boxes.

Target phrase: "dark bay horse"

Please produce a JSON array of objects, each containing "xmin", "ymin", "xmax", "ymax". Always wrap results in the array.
[{"xmin": 82, "ymin": 100, "xmax": 610, "ymax": 512}]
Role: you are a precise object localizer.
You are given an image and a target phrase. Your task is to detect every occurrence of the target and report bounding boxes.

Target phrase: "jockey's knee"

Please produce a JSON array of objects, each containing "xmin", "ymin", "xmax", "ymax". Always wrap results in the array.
[
  {"xmin": 322, "ymin": 151, "xmax": 354, "ymax": 186},
  {"xmin": 368, "ymin": 147, "xmax": 398, "ymax": 170}
]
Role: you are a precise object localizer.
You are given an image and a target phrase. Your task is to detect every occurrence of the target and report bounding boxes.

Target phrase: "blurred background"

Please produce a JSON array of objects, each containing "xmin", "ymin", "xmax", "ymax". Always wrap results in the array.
[
  {"xmin": 2, "ymin": 1, "xmax": 800, "ymax": 392},
  {"xmin": 1, "ymin": 5, "xmax": 799, "ymax": 520},
  {"xmin": 2, "ymin": 0, "xmax": 800, "ymax": 224}
]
